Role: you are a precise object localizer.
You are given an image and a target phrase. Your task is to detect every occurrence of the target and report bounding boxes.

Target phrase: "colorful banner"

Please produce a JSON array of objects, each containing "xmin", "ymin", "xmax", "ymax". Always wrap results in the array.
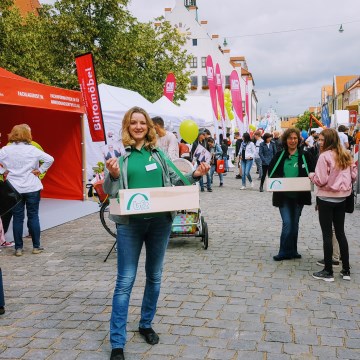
[
  {"xmin": 163, "ymin": 73, "xmax": 176, "ymax": 102},
  {"xmin": 321, "ymin": 104, "xmax": 331, "ymax": 128},
  {"xmin": 230, "ymin": 70, "xmax": 244, "ymax": 134},
  {"xmin": 215, "ymin": 63, "xmax": 226, "ymax": 137},
  {"xmin": 205, "ymin": 55, "xmax": 219, "ymax": 122},
  {"xmin": 0, "ymin": 68, "xmax": 84, "ymax": 113},
  {"xmin": 75, "ymin": 53, "xmax": 106, "ymax": 142},
  {"xmin": 245, "ymin": 76, "xmax": 250, "ymax": 132}
]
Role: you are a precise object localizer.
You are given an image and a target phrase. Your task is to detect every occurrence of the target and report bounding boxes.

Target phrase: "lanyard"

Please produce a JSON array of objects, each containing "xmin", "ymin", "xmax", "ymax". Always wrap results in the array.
[{"xmin": 269, "ymin": 150, "xmax": 309, "ymax": 178}]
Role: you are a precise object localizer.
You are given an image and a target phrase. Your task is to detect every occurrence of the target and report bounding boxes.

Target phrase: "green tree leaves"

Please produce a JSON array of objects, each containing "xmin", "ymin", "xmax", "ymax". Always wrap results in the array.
[{"xmin": 0, "ymin": 0, "xmax": 191, "ymax": 102}]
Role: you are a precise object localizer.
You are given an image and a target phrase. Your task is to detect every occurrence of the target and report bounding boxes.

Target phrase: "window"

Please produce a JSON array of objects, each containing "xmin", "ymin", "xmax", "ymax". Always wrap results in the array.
[
  {"xmin": 189, "ymin": 57, "xmax": 198, "ymax": 68},
  {"xmin": 201, "ymin": 57, "xmax": 206, "ymax": 68},
  {"xmin": 190, "ymin": 76, "xmax": 198, "ymax": 87},
  {"xmin": 192, "ymin": 38, "xmax": 198, "ymax": 46},
  {"xmin": 202, "ymin": 76, "xmax": 208, "ymax": 88},
  {"xmin": 225, "ymin": 76, "xmax": 230, "ymax": 88}
]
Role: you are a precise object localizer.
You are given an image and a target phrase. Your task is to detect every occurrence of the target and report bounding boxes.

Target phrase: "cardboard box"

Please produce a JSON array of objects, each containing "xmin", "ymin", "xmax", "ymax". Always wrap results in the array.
[
  {"xmin": 266, "ymin": 177, "xmax": 314, "ymax": 192},
  {"xmin": 110, "ymin": 185, "xmax": 199, "ymax": 215}
]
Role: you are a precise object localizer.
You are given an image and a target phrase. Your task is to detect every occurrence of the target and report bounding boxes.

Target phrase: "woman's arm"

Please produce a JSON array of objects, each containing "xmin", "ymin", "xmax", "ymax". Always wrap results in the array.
[{"xmin": 308, "ymin": 154, "xmax": 329, "ymax": 186}]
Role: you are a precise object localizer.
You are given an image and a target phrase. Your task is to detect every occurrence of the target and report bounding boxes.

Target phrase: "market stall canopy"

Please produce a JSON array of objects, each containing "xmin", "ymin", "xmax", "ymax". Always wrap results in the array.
[{"xmin": 0, "ymin": 67, "xmax": 84, "ymax": 113}]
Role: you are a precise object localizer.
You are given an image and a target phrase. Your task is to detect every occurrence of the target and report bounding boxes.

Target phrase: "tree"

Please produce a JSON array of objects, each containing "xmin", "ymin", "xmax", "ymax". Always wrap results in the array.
[
  {"xmin": 0, "ymin": 0, "xmax": 191, "ymax": 102},
  {"xmin": 295, "ymin": 111, "xmax": 320, "ymax": 130}
]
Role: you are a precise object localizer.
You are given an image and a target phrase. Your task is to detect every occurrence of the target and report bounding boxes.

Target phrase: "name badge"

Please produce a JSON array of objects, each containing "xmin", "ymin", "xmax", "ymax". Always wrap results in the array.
[{"xmin": 146, "ymin": 163, "xmax": 157, "ymax": 171}]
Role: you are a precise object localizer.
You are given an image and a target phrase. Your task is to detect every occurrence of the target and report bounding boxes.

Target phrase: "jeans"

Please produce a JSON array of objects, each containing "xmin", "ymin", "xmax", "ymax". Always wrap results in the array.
[
  {"xmin": 241, "ymin": 159, "xmax": 253, "ymax": 186},
  {"xmin": 110, "ymin": 215, "xmax": 172, "ymax": 349},
  {"xmin": 12, "ymin": 191, "xmax": 41, "ymax": 250},
  {"xmin": 0, "ymin": 268, "xmax": 4, "ymax": 308},
  {"xmin": 317, "ymin": 198, "xmax": 349, "ymax": 273},
  {"xmin": 210, "ymin": 165, "xmax": 224, "ymax": 185},
  {"xmin": 278, "ymin": 197, "xmax": 303, "ymax": 257},
  {"xmin": 254, "ymin": 158, "xmax": 262, "ymax": 178},
  {"xmin": 199, "ymin": 172, "xmax": 211, "ymax": 190},
  {"xmin": 260, "ymin": 164, "xmax": 269, "ymax": 187}
]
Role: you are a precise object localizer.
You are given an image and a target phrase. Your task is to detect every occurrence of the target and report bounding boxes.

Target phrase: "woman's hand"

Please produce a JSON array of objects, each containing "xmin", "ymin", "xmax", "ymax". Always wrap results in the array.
[
  {"xmin": 308, "ymin": 172, "xmax": 315, "ymax": 179},
  {"xmin": 193, "ymin": 162, "xmax": 210, "ymax": 177},
  {"xmin": 106, "ymin": 158, "xmax": 120, "ymax": 179},
  {"xmin": 31, "ymin": 169, "xmax": 41, "ymax": 177}
]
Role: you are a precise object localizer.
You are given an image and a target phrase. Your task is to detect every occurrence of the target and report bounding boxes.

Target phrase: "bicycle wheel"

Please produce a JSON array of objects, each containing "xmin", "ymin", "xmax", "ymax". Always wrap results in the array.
[{"xmin": 100, "ymin": 201, "xmax": 117, "ymax": 238}]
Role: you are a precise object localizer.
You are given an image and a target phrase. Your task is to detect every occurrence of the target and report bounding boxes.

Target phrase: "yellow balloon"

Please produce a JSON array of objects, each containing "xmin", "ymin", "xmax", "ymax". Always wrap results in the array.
[
  {"xmin": 249, "ymin": 124, "xmax": 256, "ymax": 131},
  {"xmin": 179, "ymin": 119, "xmax": 199, "ymax": 144}
]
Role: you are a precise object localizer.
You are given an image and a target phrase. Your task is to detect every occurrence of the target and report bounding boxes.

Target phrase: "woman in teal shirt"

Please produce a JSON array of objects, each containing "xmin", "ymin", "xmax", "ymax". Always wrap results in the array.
[{"xmin": 103, "ymin": 107, "xmax": 209, "ymax": 360}]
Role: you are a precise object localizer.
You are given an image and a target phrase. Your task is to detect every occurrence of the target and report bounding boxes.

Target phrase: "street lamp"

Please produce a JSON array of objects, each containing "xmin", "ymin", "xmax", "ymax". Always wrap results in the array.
[{"xmin": 339, "ymin": 24, "xmax": 344, "ymax": 33}]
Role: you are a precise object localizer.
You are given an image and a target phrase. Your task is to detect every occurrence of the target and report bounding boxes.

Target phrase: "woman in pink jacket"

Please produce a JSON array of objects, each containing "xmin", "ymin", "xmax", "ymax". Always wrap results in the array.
[{"xmin": 309, "ymin": 129, "xmax": 357, "ymax": 282}]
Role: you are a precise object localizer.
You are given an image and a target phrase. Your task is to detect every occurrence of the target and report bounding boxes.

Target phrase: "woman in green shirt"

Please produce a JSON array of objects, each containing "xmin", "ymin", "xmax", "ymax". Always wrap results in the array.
[
  {"xmin": 268, "ymin": 128, "xmax": 315, "ymax": 262},
  {"xmin": 104, "ymin": 107, "xmax": 209, "ymax": 360}
]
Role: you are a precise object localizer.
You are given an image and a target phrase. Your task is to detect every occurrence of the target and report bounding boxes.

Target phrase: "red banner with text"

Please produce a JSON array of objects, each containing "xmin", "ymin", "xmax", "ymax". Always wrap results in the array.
[
  {"xmin": 230, "ymin": 70, "xmax": 244, "ymax": 134},
  {"xmin": 245, "ymin": 76, "xmax": 250, "ymax": 132},
  {"xmin": 206, "ymin": 55, "xmax": 219, "ymax": 121},
  {"xmin": 75, "ymin": 53, "xmax": 106, "ymax": 142},
  {"xmin": 163, "ymin": 73, "xmax": 176, "ymax": 102}
]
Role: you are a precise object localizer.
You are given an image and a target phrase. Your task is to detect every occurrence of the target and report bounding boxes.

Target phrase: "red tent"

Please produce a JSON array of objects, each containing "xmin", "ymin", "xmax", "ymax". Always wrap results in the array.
[{"xmin": 0, "ymin": 67, "xmax": 86, "ymax": 200}]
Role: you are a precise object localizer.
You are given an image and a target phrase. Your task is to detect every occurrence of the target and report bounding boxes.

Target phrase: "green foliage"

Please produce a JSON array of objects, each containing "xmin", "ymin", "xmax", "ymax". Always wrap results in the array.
[
  {"xmin": 0, "ymin": 0, "xmax": 191, "ymax": 101},
  {"xmin": 295, "ymin": 111, "xmax": 320, "ymax": 130}
]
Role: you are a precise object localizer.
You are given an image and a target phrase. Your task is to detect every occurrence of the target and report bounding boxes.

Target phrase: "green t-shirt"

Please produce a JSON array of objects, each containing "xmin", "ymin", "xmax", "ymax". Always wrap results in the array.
[
  {"xmin": 127, "ymin": 147, "xmax": 166, "ymax": 218},
  {"xmin": 283, "ymin": 150, "xmax": 299, "ymax": 198}
]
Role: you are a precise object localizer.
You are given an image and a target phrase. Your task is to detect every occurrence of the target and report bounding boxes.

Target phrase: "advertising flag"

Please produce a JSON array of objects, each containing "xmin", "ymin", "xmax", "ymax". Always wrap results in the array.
[
  {"xmin": 205, "ymin": 55, "xmax": 219, "ymax": 121},
  {"xmin": 321, "ymin": 103, "xmax": 331, "ymax": 128},
  {"xmin": 75, "ymin": 53, "xmax": 106, "ymax": 142},
  {"xmin": 230, "ymin": 70, "xmax": 244, "ymax": 134},
  {"xmin": 215, "ymin": 63, "xmax": 226, "ymax": 136},
  {"xmin": 245, "ymin": 76, "xmax": 250, "ymax": 131},
  {"xmin": 163, "ymin": 73, "xmax": 176, "ymax": 102}
]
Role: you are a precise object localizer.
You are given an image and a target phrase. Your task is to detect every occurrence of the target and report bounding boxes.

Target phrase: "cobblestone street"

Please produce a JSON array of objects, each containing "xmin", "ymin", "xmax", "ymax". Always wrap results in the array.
[{"xmin": 1, "ymin": 173, "xmax": 360, "ymax": 360}]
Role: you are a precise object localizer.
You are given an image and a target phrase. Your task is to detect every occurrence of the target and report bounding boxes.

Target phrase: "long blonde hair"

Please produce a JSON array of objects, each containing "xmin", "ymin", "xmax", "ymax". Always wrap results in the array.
[
  {"xmin": 121, "ymin": 107, "xmax": 157, "ymax": 150},
  {"xmin": 321, "ymin": 128, "xmax": 352, "ymax": 169}
]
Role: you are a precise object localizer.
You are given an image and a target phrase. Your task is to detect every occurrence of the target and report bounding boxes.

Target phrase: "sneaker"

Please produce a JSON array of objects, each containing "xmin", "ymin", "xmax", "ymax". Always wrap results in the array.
[
  {"xmin": 240, "ymin": 186, "xmax": 246, "ymax": 190},
  {"xmin": 207, "ymin": 188, "xmax": 212, "ymax": 192},
  {"xmin": 15, "ymin": 249, "xmax": 23, "ymax": 257},
  {"xmin": 235, "ymin": 175, "xmax": 241, "ymax": 179},
  {"xmin": 250, "ymin": 182, "xmax": 254, "ymax": 188},
  {"xmin": 200, "ymin": 188, "xmax": 205, "ymax": 192},
  {"xmin": 340, "ymin": 269, "xmax": 351, "ymax": 281},
  {"xmin": 219, "ymin": 183, "xmax": 223, "ymax": 187},
  {"xmin": 0, "ymin": 241, "xmax": 15, "ymax": 247},
  {"xmin": 312, "ymin": 270, "xmax": 334, "ymax": 282},
  {"xmin": 32, "ymin": 247, "xmax": 44, "ymax": 254},
  {"xmin": 0, "ymin": 306, "xmax": 5, "ymax": 315},
  {"xmin": 316, "ymin": 259, "xmax": 340, "ymax": 267}
]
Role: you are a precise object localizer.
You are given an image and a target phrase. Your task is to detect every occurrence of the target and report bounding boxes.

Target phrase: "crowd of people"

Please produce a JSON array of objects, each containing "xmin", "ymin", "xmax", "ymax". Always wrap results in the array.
[{"xmin": 0, "ymin": 116, "xmax": 358, "ymax": 360}]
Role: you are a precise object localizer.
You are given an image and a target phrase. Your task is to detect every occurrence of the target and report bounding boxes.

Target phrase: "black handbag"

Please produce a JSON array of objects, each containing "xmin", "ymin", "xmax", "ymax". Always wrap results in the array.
[
  {"xmin": 0, "ymin": 180, "xmax": 22, "ymax": 217},
  {"xmin": 345, "ymin": 189, "xmax": 355, "ymax": 214}
]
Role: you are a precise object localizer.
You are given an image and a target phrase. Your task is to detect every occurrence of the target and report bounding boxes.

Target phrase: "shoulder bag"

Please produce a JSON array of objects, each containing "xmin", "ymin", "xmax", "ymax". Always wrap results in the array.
[{"xmin": 0, "ymin": 180, "xmax": 23, "ymax": 217}]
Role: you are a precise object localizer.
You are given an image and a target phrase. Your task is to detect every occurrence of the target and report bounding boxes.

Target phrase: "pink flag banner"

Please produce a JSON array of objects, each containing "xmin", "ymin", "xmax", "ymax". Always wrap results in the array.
[
  {"xmin": 205, "ymin": 55, "xmax": 219, "ymax": 122},
  {"xmin": 163, "ymin": 73, "xmax": 176, "ymax": 102},
  {"xmin": 215, "ymin": 64, "xmax": 226, "ymax": 137},
  {"xmin": 230, "ymin": 70, "xmax": 244, "ymax": 134},
  {"xmin": 245, "ymin": 76, "xmax": 250, "ymax": 132}
]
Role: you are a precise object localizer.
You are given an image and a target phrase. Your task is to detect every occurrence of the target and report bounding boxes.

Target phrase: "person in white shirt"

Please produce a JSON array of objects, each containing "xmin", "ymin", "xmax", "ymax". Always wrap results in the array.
[
  {"xmin": 337, "ymin": 125, "xmax": 349, "ymax": 149},
  {"xmin": 0, "ymin": 125, "xmax": 54, "ymax": 257},
  {"xmin": 253, "ymin": 131, "xmax": 264, "ymax": 179},
  {"xmin": 151, "ymin": 117, "xmax": 179, "ymax": 160},
  {"xmin": 305, "ymin": 130, "xmax": 316, "ymax": 148}
]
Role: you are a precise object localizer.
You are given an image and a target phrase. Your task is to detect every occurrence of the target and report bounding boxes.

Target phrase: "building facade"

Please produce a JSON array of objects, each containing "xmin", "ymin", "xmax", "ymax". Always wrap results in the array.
[{"xmin": 163, "ymin": 0, "xmax": 257, "ymax": 128}]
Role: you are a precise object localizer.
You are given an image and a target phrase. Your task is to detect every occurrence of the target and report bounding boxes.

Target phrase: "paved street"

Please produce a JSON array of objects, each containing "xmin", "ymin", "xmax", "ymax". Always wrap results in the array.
[{"xmin": 1, "ymin": 172, "xmax": 360, "ymax": 360}]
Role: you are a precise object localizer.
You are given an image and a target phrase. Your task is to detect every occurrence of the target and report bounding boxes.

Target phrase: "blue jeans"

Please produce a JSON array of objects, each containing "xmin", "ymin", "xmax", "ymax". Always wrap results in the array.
[
  {"xmin": 278, "ymin": 197, "xmax": 303, "ymax": 257},
  {"xmin": 241, "ymin": 159, "xmax": 253, "ymax": 186},
  {"xmin": 12, "ymin": 191, "xmax": 41, "ymax": 250},
  {"xmin": 199, "ymin": 171, "xmax": 211, "ymax": 190},
  {"xmin": 210, "ymin": 165, "xmax": 224, "ymax": 185},
  {"xmin": 110, "ymin": 215, "xmax": 172, "ymax": 349},
  {"xmin": 0, "ymin": 268, "xmax": 4, "ymax": 308}
]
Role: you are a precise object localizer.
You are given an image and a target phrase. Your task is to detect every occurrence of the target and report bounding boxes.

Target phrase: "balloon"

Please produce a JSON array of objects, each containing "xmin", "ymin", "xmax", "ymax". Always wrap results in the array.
[
  {"xmin": 301, "ymin": 130, "xmax": 308, "ymax": 140},
  {"xmin": 179, "ymin": 119, "xmax": 199, "ymax": 144},
  {"xmin": 249, "ymin": 124, "xmax": 256, "ymax": 131}
]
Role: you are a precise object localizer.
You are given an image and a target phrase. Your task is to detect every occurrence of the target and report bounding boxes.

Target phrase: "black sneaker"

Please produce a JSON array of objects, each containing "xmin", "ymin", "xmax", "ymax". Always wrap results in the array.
[
  {"xmin": 235, "ymin": 175, "xmax": 241, "ymax": 179},
  {"xmin": 207, "ymin": 188, "xmax": 213, "ymax": 192},
  {"xmin": 316, "ymin": 259, "xmax": 340, "ymax": 267},
  {"xmin": 340, "ymin": 269, "xmax": 351, "ymax": 281},
  {"xmin": 312, "ymin": 270, "xmax": 334, "ymax": 282}
]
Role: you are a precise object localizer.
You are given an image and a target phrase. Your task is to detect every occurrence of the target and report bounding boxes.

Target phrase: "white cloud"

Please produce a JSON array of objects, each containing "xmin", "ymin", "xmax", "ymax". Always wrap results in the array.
[{"xmin": 41, "ymin": 0, "xmax": 360, "ymax": 115}]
